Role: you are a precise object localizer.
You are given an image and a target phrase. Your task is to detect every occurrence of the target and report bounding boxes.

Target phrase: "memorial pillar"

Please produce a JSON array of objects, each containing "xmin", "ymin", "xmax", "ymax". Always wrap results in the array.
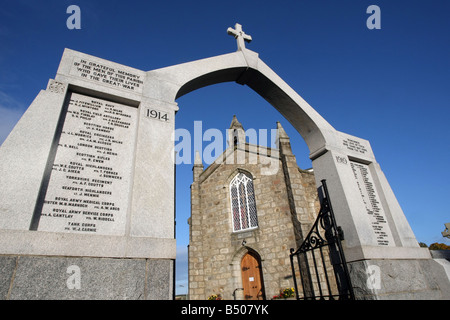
[
  {"xmin": 0, "ymin": 49, "xmax": 176, "ymax": 299},
  {"xmin": 309, "ymin": 132, "xmax": 447, "ymax": 299}
]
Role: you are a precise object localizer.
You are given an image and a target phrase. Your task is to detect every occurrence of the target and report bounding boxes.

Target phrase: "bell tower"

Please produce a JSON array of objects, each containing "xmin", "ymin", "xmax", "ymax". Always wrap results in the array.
[{"xmin": 227, "ymin": 115, "xmax": 246, "ymax": 147}]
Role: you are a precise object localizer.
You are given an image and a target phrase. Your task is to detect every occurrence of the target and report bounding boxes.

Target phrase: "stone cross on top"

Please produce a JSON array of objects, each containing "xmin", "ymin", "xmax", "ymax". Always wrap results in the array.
[{"xmin": 227, "ymin": 23, "xmax": 252, "ymax": 51}]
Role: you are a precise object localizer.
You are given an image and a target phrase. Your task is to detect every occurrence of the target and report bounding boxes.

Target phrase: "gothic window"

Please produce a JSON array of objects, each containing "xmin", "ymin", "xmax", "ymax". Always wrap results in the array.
[{"xmin": 230, "ymin": 172, "xmax": 258, "ymax": 232}]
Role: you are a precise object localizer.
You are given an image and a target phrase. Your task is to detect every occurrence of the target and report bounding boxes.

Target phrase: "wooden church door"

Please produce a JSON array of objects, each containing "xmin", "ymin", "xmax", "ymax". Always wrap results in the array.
[{"xmin": 241, "ymin": 252, "xmax": 265, "ymax": 300}]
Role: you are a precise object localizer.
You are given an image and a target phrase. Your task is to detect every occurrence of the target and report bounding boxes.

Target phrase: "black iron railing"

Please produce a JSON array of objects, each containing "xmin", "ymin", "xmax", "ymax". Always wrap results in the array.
[{"xmin": 289, "ymin": 180, "xmax": 355, "ymax": 300}]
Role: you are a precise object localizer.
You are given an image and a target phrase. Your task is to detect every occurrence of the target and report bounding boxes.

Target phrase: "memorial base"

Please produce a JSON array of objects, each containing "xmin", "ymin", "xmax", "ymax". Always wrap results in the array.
[
  {"xmin": 0, "ymin": 254, "xmax": 173, "ymax": 300},
  {"xmin": 347, "ymin": 258, "xmax": 450, "ymax": 300}
]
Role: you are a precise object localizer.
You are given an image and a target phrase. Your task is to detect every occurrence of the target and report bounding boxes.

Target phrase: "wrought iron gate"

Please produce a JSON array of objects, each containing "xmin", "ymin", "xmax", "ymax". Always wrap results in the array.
[{"xmin": 289, "ymin": 180, "xmax": 355, "ymax": 300}]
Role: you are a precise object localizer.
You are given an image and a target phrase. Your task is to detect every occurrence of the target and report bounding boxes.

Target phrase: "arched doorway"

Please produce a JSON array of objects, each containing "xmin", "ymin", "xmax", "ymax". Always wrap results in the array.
[{"xmin": 241, "ymin": 251, "xmax": 265, "ymax": 300}]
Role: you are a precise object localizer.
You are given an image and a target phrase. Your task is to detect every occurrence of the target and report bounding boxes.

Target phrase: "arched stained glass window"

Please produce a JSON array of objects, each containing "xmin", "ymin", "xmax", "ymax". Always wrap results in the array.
[{"xmin": 230, "ymin": 172, "xmax": 258, "ymax": 232}]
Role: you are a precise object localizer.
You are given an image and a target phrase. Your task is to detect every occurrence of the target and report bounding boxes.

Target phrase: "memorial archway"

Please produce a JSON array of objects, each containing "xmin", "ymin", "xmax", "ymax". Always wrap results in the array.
[
  {"xmin": 148, "ymin": 25, "xmax": 427, "ymax": 296},
  {"xmin": 147, "ymin": 28, "xmax": 336, "ymax": 158}
]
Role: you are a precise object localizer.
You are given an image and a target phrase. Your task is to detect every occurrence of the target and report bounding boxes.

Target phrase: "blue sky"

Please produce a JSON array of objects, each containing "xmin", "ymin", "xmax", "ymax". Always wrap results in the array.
[{"xmin": 1, "ymin": 1, "xmax": 449, "ymax": 295}]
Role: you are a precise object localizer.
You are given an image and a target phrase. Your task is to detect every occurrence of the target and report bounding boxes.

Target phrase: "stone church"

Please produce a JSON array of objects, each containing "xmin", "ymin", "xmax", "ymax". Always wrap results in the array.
[{"xmin": 188, "ymin": 116, "xmax": 321, "ymax": 300}]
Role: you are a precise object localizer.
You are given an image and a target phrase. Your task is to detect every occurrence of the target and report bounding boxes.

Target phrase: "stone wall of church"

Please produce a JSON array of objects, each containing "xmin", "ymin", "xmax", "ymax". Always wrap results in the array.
[{"xmin": 188, "ymin": 147, "xmax": 318, "ymax": 300}]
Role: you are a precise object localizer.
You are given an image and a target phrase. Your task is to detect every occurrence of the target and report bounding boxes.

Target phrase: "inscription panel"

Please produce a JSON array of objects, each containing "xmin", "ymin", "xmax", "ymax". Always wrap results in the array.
[
  {"xmin": 350, "ymin": 161, "xmax": 394, "ymax": 246},
  {"xmin": 37, "ymin": 92, "xmax": 137, "ymax": 235},
  {"xmin": 70, "ymin": 57, "xmax": 145, "ymax": 94}
]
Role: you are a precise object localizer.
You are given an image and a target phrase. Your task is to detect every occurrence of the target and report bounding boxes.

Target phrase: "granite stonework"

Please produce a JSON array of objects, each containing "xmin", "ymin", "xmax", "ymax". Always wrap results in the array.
[
  {"xmin": 188, "ymin": 119, "xmax": 329, "ymax": 300},
  {"xmin": 35, "ymin": 92, "xmax": 138, "ymax": 235},
  {"xmin": 1, "ymin": 24, "xmax": 449, "ymax": 299},
  {"xmin": 0, "ymin": 49, "xmax": 176, "ymax": 299},
  {"xmin": 348, "ymin": 259, "xmax": 450, "ymax": 300}
]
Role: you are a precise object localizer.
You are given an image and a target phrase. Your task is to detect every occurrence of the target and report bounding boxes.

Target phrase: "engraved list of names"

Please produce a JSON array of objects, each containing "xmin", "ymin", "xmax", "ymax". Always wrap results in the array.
[
  {"xmin": 37, "ymin": 92, "xmax": 137, "ymax": 235},
  {"xmin": 350, "ymin": 161, "xmax": 394, "ymax": 246}
]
